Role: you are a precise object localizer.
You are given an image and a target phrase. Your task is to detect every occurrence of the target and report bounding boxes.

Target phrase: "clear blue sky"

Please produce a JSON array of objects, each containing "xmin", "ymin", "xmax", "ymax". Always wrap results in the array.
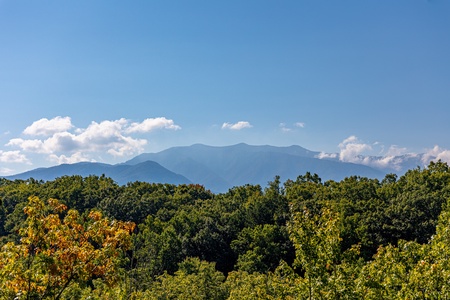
[{"xmin": 1, "ymin": 0, "xmax": 450, "ymax": 175}]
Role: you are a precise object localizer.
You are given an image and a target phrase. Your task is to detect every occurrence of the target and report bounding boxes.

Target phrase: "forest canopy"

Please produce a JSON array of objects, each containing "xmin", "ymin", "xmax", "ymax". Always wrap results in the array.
[{"xmin": 1, "ymin": 161, "xmax": 450, "ymax": 299}]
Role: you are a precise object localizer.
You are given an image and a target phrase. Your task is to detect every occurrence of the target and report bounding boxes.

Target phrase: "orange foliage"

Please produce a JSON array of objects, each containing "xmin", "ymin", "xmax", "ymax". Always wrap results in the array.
[{"xmin": 0, "ymin": 196, "xmax": 135, "ymax": 299}]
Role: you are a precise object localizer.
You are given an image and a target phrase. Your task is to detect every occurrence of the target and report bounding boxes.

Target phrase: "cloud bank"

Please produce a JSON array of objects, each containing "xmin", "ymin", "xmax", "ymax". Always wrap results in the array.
[
  {"xmin": 316, "ymin": 135, "xmax": 450, "ymax": 171},
  {"xmin": 5, "ymin": 116, "xmax": 181, "ymax": 165}
]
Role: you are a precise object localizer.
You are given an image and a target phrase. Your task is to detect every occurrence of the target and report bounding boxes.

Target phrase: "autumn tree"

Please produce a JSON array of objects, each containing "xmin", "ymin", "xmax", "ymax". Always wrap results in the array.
[{"xmin": 0, "ymin": 196, "xmax": 135, "ymax": 300}]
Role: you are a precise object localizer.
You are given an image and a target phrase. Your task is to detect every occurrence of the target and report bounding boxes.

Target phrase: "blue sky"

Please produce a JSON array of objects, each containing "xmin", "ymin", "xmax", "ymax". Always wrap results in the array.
[{"xmin": 1, "ymin": 0, "xmax": 450, "ymax": 175}]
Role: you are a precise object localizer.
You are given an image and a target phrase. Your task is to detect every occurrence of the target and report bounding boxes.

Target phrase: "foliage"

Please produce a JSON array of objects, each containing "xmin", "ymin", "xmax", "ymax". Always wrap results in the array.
[
  {"xmin": 231, "ymin": 224, "xmax": 293, "ymax": 273},
  {"xmin": 0, "ymin": 196, "xmax": 135, "ymax": 299},
  {"xmin": 1, "ymin": 161, "xmax": 450, "ymax": 299},
  {"xmin": 136, "ymin": 257, "xmax": 228, "ymax": 300},
  {"xmin": 288, "ymin": 205, "xmax": 362, "ymax": 299},
  {"xmin": 226, "ymin": 259, "xmax": 310, "ymax": 300}
]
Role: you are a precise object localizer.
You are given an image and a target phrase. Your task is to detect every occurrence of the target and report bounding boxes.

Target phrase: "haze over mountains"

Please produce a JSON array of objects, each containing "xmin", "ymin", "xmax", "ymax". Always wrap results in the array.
[{"xmin": 3, "ymin": 143, "xmax": 427, "ymax": 193}]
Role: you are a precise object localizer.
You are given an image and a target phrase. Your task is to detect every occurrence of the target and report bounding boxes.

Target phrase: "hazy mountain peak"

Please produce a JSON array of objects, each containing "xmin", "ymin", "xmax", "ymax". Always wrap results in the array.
[{"xmin": 125, "ymin": 143, "xmax": 385, "ymax": 192}]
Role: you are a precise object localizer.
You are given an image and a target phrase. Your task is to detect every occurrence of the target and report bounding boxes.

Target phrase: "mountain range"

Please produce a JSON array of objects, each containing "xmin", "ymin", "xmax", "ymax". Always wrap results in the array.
[
  {"xmin": 4, "ymin": 160, "xmax": 191, "ymax": 187},
  {"xmin": 3, "ymin": 143, "xmax": 425, "ymax": 193}
]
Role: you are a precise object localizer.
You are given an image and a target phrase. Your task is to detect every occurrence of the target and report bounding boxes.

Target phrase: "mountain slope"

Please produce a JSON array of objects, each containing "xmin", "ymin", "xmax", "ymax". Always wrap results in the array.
[
  {"xmin": 4, "ymin": 161, "xmax": 191, "ymax": 186},
  {"xmin": 125, "ymin": 143, "xmax": 386, "ymax": 192}
]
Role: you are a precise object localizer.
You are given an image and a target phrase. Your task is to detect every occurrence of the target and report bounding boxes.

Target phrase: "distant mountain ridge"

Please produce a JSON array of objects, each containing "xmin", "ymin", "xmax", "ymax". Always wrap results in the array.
[
  {"xmin": 4, "ymin": 143, "xmax": 424, "ymax": 193},
  {"xmin": 4, "ymin": 161, "xmax": 191, "ymax": 186},
  {"xmin": 124, "ymin": 143, "xmax": 387, "ymax": 192}
]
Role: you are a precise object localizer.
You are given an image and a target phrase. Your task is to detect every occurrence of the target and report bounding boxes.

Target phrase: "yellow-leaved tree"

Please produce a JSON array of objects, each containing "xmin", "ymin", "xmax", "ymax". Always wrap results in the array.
[{"xmin": 0, "ymin": 196, "xmax": 135, "ymax": 299}]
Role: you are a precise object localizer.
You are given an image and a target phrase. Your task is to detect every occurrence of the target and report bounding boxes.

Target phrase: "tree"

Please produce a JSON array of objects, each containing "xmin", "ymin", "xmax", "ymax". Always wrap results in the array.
[
  {"xmin": 0, "ymin": 196, "xmax": 135, "ymax": 299},
  {"xmin": 354, "ymin": 197, "xmax": 450, "ymax": 299},
  {"xmin": 128, "ymin": 216, "xmax": 182, "ymax": 292},
  {"xmin": 288, "ymin": 207, "xmax": 342, "ymax": 299},
  {"xmin": 231, "ymin": 224, "xmax": 293, "ymax": 273},
  {"xmin": 226, "ymin": 261, "xmax": 305, "ymax": 300},
  {"xmin": 137, "ymin": 257, "xmax": 228, "ymax": 300}
]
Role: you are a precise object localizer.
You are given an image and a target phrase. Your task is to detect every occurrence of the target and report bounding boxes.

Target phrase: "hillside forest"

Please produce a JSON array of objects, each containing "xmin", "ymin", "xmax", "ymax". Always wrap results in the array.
[{"xmin": 2, "ymin": 161, "xmax": 450, "ymax": 299}]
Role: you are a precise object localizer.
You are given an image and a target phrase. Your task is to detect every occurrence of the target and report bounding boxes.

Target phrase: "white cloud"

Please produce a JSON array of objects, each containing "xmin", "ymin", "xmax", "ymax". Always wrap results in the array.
[
  {"xmin": 385, "ymin": 145, "xmax": 408, "ymax": 157},
  {"xmin": 127, "ymin": 117, "xmax": 181, "ymax": 133},
  {"xmin": 0, "ymin": 150, "xmax": 31, "ymax": 164},
  {"xmin": 338, "ymin": 136, "xmax": 372, "ymax": 163},
  {"xmin": 366, "ymin": 155, "xmax": 406, "ymax": 170},
  {"xmin": 222, "ymin": 121, "xmax": 252, "ymax": 130},
  {"xmin": 435, "ymin": 150, "xmax": 450, "ymax": 163},
  {"xmin": 7, "ymin": 138, "xmax": 47, "ymax": 153},
  {"xmin": 341, "ymin": 135, "xmax": 357, "ymax": 145},
  {"xmin": 74, "ymin": 119, "xmax": 142, "ymax": 154},
  {"xmin": 316, "ymin": 152, "xmax": 337, "ymax": 159},
  {"xmin": 6, "ymin": 117, "xmax": 181, "ymax": 164},
  {"xmin": 0, "ymin": 167, "xmax": 14, "ymax": 175},
  {"xmin": 51, "ymin": 119, "xmax": 146, "ymax": 156},
  {"xmin": 422, "ymin": 145, "xmax": 450, "ymax": 164},
  {"xmin": 279, "ymin": 123, "xmax": 291, "ymax": 132},
  {"xmin": 279, "ymin": 122, "xmax": 305, "ymax": 132},
  {"xmin": 336, "ymin": 136, "xmax": 410, "ymax": 170},
  {"xmin": 49, "ymin": 152, "xmax": 95, "ymax": 164},
  {"xmin": 23, "ymin": 116, "xmax": 74, "ymax": 136},
  {"xmin": 105, "ymin": 135, "xmax": 147, "ymax": 157},
  {"xmin": 44, "ymin": 132, "xmax": 81, "ymax": 153},
  {"xmin": 315, "ymin": 136, "xmax": 413, "ymax": 171}
]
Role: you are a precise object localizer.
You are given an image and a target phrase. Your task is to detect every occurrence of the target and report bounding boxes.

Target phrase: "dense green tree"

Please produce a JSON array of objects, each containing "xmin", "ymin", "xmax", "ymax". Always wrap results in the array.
[
  {"xmin": 231, "ymin": 224, "xmax": 293, "ymax": 273},
  {"xmin": 381, "ymin": 161, "xmax": 450, "ymax": 246},
  {"xmin": 40, "ymin": 175, "xmax": 119, "ymax": 212},
  {"xmin": 99, "ymin": 181, "xmax": 167, "ymax": 223},
  {"xmin": 284, "ymin": 172, "xmax": 327, "ymax": 215},
  {"xmin": 226, "ymin": 262, "xmax": 305, "ymax": 300},
  {"xmin": 128, "ymin": 215, "xmax": 182, "ymax": 293},
  {"xmin": 0, "ymin": 179, "xmax": 45, "ymax": 245},
  {"xmin": 136, "ymin": 257, "xmax": 228, "ymax": 300}
]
